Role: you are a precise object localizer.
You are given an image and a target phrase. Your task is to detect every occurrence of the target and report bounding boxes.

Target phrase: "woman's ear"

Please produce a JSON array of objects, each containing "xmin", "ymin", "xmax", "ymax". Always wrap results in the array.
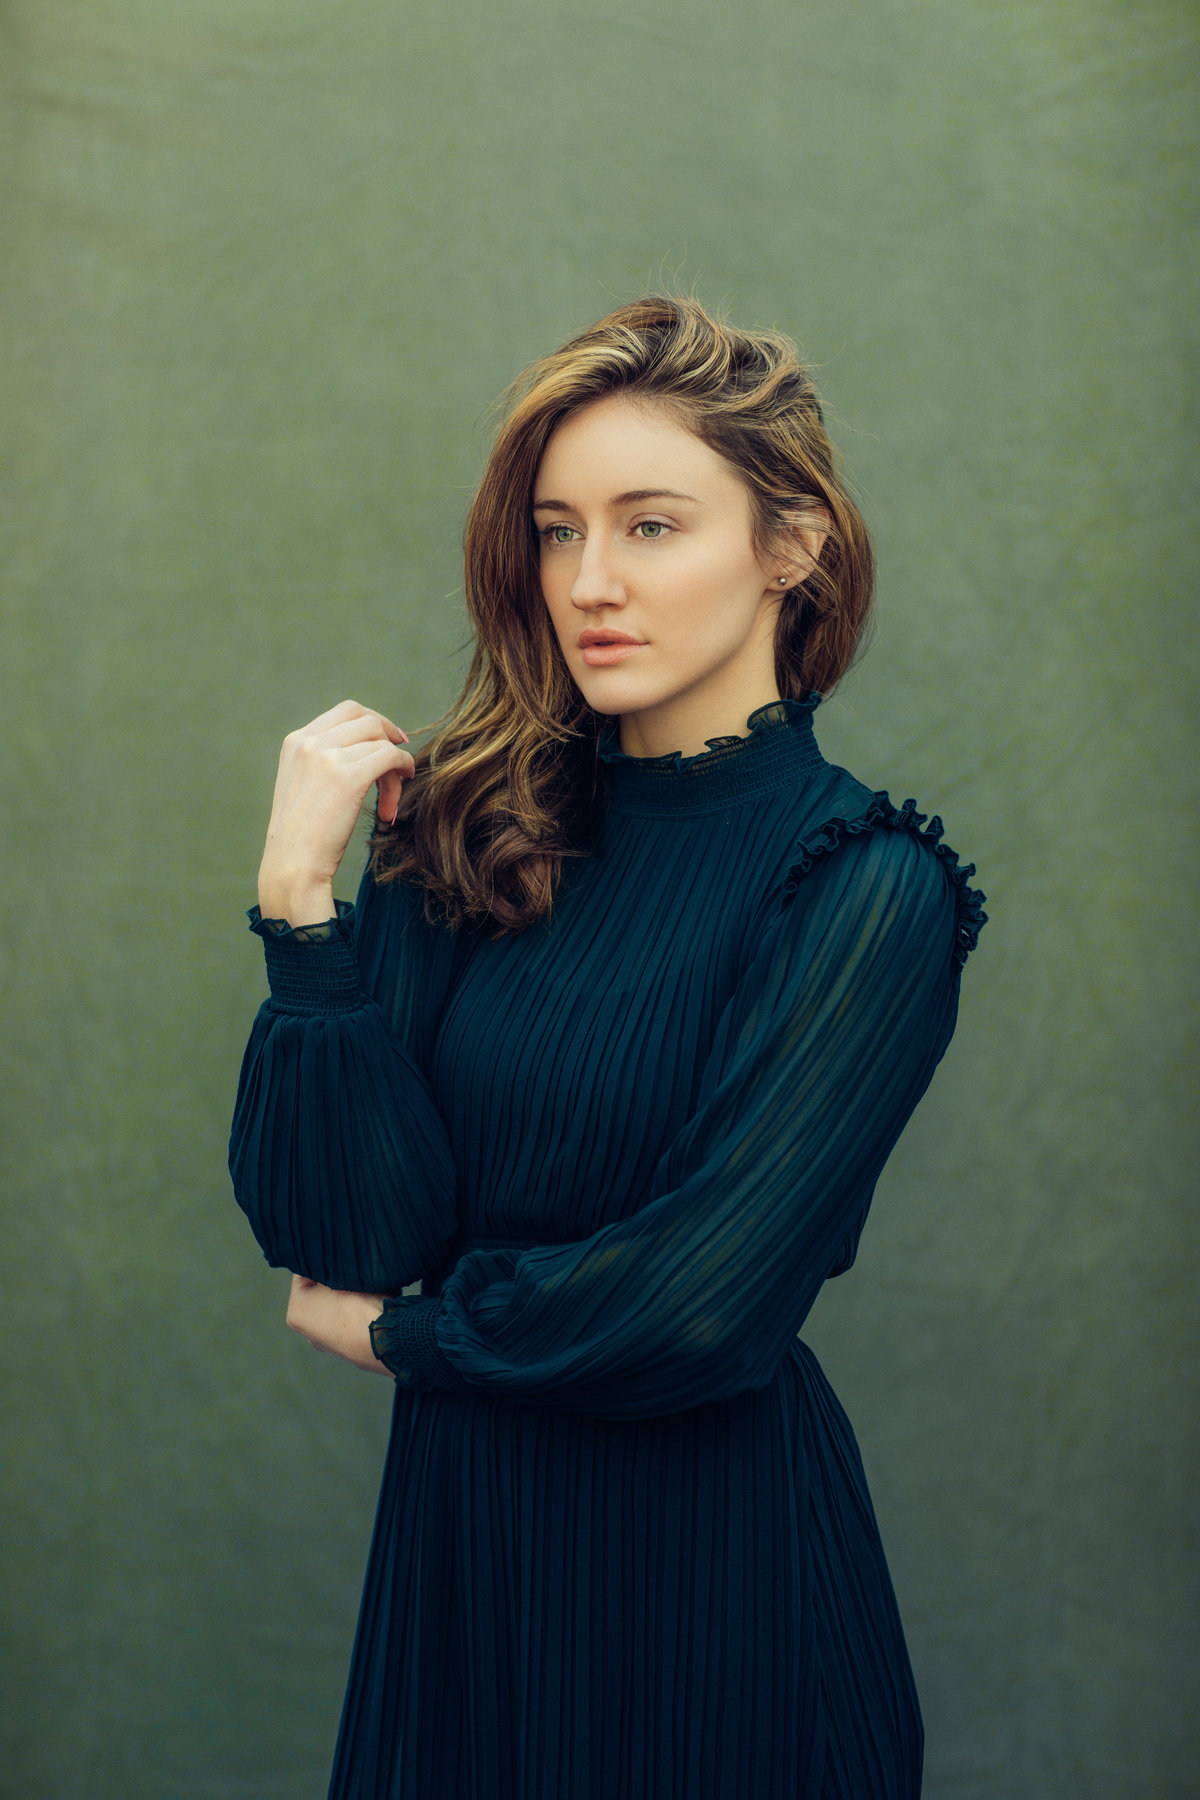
[{"xmin": 780, "ymin": 503, "xmax": 831, "ymax": 581}]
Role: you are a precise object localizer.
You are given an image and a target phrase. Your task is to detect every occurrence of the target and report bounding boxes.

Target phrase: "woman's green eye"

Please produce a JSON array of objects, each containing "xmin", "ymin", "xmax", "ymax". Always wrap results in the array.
[{"xmin": 540, "ymin": 520, "xmax": 667, "ymax": 545}]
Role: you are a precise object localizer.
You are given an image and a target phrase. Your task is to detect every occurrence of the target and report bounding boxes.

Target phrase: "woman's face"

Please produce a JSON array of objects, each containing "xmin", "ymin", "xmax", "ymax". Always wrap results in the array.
[{"xmin": 534, "ymin": 395, "xmax": 812, "ymax": 759}]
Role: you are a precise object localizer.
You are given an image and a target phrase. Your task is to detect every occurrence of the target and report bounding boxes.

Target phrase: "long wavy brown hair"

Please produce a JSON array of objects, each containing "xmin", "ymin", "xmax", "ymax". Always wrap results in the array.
[{"xmin": 370, "ymin": 294, "xmax": 876, "ymax": 935}]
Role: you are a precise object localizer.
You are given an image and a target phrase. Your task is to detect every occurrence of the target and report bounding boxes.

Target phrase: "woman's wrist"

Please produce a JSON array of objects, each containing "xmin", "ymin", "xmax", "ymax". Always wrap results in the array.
[
  {"xmin": 286, "ymin": 1277, "xmax": 395, "ymax": 1375},
  {"xmin": 257, "ymin": 876, "xmax": 336, "ymax": 929}
]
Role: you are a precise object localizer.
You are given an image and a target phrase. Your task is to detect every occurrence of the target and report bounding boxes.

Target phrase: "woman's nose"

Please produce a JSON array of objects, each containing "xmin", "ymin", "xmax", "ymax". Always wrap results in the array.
[{"xmin": 570, "ymin": 536, "xmax": 625, "ymax": 605}]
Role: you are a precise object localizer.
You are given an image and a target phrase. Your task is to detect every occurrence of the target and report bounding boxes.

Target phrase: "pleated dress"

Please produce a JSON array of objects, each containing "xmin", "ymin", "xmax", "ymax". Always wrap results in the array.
[{"xmin": 230, "ymin": 693, "xmax": 988, "ymax": 1800}]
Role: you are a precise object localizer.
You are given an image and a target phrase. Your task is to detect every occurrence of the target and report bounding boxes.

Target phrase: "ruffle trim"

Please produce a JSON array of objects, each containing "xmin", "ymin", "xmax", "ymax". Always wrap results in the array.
[
  {"xmin": 370, "ymin": 1294, "xmax": 476, "ymax": 1393},
  {"xmin": 597, "ymin": 692, "xmax": 822, "ymax": 772},
  {"xmin": 779, "ymin": 791, "xmax": 988, "ymax": 970},
  {"xmin": 247, "ymin": 898, "xmax": 363, "ymax": 1014},
  {"xmin": 246, "ymin": 897, "xmax": 356, "ymax": 944}
]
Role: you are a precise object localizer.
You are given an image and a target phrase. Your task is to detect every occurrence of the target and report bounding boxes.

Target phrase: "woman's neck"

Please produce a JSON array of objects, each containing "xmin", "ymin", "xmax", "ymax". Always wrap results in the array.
[{"xmin": 617, "ymin": 676, "xmax": 784, "ymax": 760}]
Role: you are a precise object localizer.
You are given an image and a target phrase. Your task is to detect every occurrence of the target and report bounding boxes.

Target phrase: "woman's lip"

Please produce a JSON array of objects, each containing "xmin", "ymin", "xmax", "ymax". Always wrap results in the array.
[{"xmin": 580, "ymin": 642, "xmax": 646, "ymax": 666}]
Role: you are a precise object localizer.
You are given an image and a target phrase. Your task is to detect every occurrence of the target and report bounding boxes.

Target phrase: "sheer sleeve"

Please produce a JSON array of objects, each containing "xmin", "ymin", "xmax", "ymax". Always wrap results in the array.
[
  {"xmin": 369, "ymin": 809, "xmax": 988, "ymax": 1418},
  {"xmin": 228, "ymin": 859, "xmax": 460, "ymax": 1294}
]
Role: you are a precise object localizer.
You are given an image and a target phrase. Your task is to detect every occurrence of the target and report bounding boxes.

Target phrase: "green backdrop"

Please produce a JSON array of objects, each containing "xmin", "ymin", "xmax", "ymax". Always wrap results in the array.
[{"xmin": 2, "ymin": 2, "xmax": 1196, "ymax": 1795}]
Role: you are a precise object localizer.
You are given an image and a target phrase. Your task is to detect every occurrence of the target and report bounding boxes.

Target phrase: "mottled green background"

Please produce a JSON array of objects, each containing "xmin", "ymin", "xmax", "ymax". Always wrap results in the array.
[{"xmin": 1, "ymin": 1, "xmax": 1196, "ymax": 1795}]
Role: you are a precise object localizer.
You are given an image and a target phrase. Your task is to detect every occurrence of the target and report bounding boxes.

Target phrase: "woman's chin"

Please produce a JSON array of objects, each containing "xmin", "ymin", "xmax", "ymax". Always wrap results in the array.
[{"xmin": 573, "ymin": 673, "xmax": 658, "ymax": 718}]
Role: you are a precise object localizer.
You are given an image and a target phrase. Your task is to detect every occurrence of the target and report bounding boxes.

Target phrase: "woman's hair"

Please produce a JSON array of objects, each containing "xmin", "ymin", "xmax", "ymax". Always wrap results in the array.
[{"xmin": 370, "ymin": 293, "xmax": 876, "ymax": 936}]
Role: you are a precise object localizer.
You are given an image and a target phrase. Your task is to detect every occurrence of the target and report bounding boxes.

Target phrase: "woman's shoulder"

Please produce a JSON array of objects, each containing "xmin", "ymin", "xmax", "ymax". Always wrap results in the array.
[{"xmin": 775, "ymin": 761, "xmax": 989, "ymax": 970}]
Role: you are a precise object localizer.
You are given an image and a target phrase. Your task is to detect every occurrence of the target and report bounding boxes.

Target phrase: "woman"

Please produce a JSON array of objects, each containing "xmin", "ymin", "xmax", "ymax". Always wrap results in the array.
[{"xmin": 230, "ymin": 294, "xmax": 988, "ymax": 1799}]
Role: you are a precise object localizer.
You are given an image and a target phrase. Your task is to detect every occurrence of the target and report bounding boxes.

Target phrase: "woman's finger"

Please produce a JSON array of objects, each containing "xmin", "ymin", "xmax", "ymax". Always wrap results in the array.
[
  {"xmin": 285, "ymin": 699, "xmax": 366, "ymax": 742},
  {"xmin": 343, "ymin": 739, "xmax": 416, "ymax": 779},
  {"xmin": 285, "ymin": 700, "xmax": 409, "ymax": 750},
  {"xmin": 375, "ymin": 775, "xmax": 404, "ymax": 828},
  {"xmin": 295, "ymin": 713, "xmax": 409, "ymax": 754},
  {"xmin": 293, "ymin": 697, "xmax": 379, "ymax": 736}
]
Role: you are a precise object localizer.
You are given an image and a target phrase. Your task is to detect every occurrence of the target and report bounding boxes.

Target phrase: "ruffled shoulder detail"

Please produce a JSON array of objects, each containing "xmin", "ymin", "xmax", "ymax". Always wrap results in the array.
[
  {"xmin": 246, "ymin": 896, "xmax": 355, "ymax": 944},
  {"xmin": 597, "ymin": 690, "xmax": 822, "ymax": 770},
  {"xmin": 778, "ymin": 792, "xmax": 988, "ymax": 970}
]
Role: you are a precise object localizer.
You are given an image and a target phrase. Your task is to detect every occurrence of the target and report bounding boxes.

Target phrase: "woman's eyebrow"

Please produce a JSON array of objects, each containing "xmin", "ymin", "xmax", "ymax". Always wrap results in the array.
[{"xmin": 531, "ymin": 488, "xmax": 700, "ymax": 512}]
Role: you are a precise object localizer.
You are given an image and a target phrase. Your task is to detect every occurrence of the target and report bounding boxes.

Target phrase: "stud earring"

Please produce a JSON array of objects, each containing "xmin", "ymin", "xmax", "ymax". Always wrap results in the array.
[{"xmin": 778, "ymin": 575, "xmax": 790, "ymax": 585}]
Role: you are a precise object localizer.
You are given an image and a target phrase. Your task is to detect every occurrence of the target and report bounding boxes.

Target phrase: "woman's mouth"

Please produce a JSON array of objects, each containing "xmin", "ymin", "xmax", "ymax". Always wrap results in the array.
[{"xmin": 580, "ymin": 642, "xmax": 647, "ymax": 667}]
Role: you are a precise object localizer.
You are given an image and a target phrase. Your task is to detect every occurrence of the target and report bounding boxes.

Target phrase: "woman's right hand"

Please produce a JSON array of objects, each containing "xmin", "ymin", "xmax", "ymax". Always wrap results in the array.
[{"xmin": 257, "ymin": 699, "xmax": 415, "ymax": 927}]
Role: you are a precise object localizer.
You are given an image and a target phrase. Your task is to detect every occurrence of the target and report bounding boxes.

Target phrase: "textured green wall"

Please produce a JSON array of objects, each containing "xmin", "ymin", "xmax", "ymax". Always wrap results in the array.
[{"xmin": 2, "ymin": 2, "xmax": 1195, "ymax": 1795}]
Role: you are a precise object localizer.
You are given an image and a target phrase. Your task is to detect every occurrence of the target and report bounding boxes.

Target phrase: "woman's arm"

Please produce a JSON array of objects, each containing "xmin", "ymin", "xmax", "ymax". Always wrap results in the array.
[
  {"xmin": 228, "ymin": 700, "xmax": 461, "ymax": 1294},
  {"xmin": 285, "ymin": 1276, "xmax": 394, "ymax": 1375},
  {"xmin": 369, "ymin": 811, "xmax": 987, "ymax": 1418}
]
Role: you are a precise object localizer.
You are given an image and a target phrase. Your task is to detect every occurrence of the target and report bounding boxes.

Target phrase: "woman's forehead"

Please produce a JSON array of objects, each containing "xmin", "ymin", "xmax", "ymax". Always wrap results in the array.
[{"xmin": 535, "ymin": 397, "xmax": 739, "ymax": 504}]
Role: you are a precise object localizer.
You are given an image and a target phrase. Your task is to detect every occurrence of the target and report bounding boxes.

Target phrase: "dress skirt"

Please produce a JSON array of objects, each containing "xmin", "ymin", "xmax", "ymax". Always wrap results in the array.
[{"xmin": 328, "ymin": 1338, "xmax": 923, "ymax": 1800}]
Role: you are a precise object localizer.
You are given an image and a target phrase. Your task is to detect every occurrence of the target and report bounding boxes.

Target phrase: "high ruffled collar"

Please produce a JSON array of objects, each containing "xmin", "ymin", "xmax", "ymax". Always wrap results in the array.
[{"xmin": 598, "ymin": 693, "xmax": 826, "ymax": 815}]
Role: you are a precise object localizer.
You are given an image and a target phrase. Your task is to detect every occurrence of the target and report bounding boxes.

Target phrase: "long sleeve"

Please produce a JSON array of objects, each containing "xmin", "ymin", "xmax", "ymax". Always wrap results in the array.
[
  {"xmin": 228, "ymin": 860, "xmax": 461, "ymax": 1293},
  {"xmin": 370, "ymin": 809, "xmax": 987, "ymax": 1419}
]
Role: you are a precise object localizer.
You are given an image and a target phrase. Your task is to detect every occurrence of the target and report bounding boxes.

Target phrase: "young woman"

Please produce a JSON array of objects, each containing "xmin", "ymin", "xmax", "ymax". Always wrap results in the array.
[{"xmin": 230, "ymin": 294, "xmax": 988, "ymax": 1799}]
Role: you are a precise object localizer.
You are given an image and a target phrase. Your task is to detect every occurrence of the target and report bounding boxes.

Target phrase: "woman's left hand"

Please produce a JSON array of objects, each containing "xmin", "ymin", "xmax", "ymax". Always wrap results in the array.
[{"xmin": 286, "ymin": 1275, "xmax": 394, "ymax": 1376}]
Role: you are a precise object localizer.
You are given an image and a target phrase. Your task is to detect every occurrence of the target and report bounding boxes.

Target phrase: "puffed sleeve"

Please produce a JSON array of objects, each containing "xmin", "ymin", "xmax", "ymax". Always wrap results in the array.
[
  {"xmin": 369, "ymin": 806, "xmax": 988, "ymax": 1418},
  {"xmin": 228, "ymin": 857, "xmax": 461, "ymax": 1293}
]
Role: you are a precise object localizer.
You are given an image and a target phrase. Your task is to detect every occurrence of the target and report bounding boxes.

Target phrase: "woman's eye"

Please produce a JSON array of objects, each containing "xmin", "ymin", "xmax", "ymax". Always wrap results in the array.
[
  {"xmin": 634, "ymin": 520, "xmax": 669, "ymax": 539},
  {"xmin": 542, "ymin": 524, "xmax": 579, "ymax": 546}
]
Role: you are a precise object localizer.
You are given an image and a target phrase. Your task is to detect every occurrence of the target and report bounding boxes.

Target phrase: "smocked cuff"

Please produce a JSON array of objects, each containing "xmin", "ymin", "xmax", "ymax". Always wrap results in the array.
[
  {"xmin": 246, "ymin": 899, "xmax": 363, "ymax": 1014},
  {"xmin": 369, "ymin": 1295, "xmax": 476, "ymax": 1393}
]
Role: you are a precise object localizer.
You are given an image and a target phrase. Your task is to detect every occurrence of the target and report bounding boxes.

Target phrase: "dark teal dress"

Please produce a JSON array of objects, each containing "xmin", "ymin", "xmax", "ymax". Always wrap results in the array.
[{"xmin": 230, "ymin": 694, "xmax": 987, "ymax": 1800}]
